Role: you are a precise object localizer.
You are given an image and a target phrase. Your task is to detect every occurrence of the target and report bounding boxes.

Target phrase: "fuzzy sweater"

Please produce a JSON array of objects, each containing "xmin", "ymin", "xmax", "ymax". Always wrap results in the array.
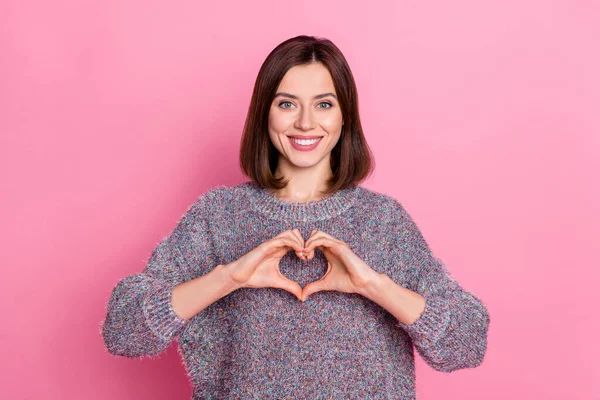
[{"xmin": 101, "ymin": 181, "xmax": 490, "ymax": 399}]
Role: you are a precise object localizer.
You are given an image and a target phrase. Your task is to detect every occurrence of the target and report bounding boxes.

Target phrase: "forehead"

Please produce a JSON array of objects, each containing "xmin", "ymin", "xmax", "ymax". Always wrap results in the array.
[{"xmin": 276, "ymin": 63, "xmax": 336, "ymax": 96}]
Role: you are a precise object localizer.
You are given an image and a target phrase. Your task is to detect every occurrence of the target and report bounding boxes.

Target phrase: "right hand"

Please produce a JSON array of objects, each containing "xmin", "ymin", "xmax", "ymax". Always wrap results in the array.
[{"xmin": 223, "ymin": 229, "xmax": 307, "ymax": 300}]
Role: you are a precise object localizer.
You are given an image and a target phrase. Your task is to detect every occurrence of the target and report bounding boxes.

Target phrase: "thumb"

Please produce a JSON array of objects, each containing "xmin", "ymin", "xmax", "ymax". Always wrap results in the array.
[
  {"xmin": 273, "ymin": 274, "xmax": 303, "ymax": 301},
  {"xmin": 301, "ymin": 279, "xmax": 327, "ymax": 302}
]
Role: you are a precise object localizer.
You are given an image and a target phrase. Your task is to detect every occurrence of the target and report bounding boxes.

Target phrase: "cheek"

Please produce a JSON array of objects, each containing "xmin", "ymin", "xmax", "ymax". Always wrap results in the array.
[
  {"xmin": 318, "ymin": 112, "xmax": 343, "ymax": 130},
  {"xmin": 267, "ymin": 112, "xmax": 286, "ymax": 151},
  {"xmin": 268, "ymin": 109, "xmax": 294, "ymax": 133}
]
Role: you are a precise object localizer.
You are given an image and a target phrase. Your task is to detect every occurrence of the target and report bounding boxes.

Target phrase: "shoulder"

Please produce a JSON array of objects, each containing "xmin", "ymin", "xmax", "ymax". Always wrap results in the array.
[
  {"xmin": 354, "ymin": 185, "xmax": 410, "ymax": 224},
  {"xmin": 186, "ymin": 181, "xmax": 252, "ymax": 217}
]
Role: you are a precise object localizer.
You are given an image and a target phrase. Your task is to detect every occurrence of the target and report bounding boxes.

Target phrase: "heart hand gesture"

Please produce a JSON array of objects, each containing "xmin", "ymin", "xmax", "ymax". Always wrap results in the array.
[
  {"xmin": 223, "ymin": 229, "xmax": 306, "ymax": 300},
  {"xmin": 300, "ymin": 230, "xmax": 381, "ymax": 301}
]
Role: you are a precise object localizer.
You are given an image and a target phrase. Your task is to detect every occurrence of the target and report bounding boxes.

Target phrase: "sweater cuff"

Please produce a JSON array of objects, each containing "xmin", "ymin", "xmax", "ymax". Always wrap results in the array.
[
  {"xmin": 142, "ymin": 285, "xmax": 189, "ymax": 342},
  {"xmin": 396, "ymin": 295, "xmax": 452, "ymax": 343}
]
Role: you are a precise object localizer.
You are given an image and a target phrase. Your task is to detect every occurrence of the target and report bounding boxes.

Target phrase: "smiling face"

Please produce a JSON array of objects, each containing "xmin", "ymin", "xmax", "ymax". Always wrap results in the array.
[{"xmin": 268, "ymin": 62, "xmax": 344, "ymax": 175}]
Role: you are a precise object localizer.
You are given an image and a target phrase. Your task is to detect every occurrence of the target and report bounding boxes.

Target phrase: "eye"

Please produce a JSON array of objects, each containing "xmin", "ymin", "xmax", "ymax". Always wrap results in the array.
[
  {"xmin": 278, "ymin": 101, "xmax": 294, "ymax": 109},
  {"xmin": 318, "ymin": 102, "xmax": 333, "ymax": 109}
]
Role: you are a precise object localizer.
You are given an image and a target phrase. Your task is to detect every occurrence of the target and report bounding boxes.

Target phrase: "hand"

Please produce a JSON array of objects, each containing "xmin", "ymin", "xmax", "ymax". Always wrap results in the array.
[
  {"xmin": 223, "ymin": 229, "xmax": 307, "ymax": 301},
  {"xmin": 301, "ymin": 229, "xmax": 381, "ymax": 301}
]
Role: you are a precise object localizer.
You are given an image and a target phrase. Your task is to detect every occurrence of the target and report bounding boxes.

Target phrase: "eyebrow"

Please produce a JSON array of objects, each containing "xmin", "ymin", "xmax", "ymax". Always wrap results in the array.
[{"xmin": 273, "ymin": 92, "xmax": 337, "ymax": 101}]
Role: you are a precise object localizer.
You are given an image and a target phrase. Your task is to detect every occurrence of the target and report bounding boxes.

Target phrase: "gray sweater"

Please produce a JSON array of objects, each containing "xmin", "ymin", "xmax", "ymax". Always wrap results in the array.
[{"xmin": 101, "ymin": 181, "xmax": 490, "ymax": 399}]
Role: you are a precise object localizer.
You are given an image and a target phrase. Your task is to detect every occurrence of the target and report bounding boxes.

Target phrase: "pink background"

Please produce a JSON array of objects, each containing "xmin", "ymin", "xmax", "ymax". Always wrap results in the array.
[{"xmin": 1, "ymin": 1, "xmax": 598, "ymax": 399}]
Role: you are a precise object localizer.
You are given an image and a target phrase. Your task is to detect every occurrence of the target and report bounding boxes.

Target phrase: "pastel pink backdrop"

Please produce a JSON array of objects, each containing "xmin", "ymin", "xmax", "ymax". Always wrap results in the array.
[{"xmin": 1, "ymin": 1, "xmax": 598, "ymax": 399}]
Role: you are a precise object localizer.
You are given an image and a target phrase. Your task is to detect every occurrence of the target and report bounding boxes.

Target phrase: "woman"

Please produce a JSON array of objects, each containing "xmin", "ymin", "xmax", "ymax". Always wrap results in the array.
[{"xmin": 101, "ymin": 35, "xmax": 490, "ymax": 399}]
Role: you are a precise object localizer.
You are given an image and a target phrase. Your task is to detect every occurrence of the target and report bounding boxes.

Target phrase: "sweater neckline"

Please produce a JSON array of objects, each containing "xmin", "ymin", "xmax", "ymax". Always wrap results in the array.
[{"xmin": 245, "ymin": 181, "xmax": 360, "ymax": 221}]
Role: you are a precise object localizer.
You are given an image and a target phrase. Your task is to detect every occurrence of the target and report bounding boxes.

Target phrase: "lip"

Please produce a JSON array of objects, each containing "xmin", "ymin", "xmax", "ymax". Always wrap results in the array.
[
  {"xmin": 288, "ymin": 135, "xmax": 323, "ymax": 139},
  {"xmin": 288, "ymin": 136, "xmax": 322, "ymax": 152}
]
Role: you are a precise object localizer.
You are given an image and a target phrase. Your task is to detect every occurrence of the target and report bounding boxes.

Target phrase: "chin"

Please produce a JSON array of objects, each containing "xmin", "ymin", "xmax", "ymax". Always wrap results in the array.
[
  {"xmin": 287, "ymin": 157, "xmax": 318, "ymax": 168},
  {"xmin": 288, "ymin": 153, "xmax": 329, "ymax": 168}
]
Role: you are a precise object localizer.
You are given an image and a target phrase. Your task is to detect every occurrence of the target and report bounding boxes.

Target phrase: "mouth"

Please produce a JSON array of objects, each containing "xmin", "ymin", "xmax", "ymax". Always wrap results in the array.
[{"xmin": 287, "ymin": 136, "xmax": 323, "ymax": 151}]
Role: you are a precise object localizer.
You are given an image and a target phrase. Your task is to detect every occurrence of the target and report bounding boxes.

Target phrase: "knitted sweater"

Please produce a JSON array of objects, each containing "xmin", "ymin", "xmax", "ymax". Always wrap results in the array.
[{"xmin": 101, "ymin": 181, "xmax": 490, "ymax": 399}]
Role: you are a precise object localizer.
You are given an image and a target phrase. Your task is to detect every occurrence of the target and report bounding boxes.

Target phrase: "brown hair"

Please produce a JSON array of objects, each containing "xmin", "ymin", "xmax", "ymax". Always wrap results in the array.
[{"xmin": 238, "ymin": 35, "xmax": 375, "ymax": 195}]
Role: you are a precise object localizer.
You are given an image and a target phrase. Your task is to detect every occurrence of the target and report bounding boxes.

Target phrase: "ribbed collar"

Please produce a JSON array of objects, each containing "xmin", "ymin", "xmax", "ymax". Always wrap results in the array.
[{"xmin": 244, "ymin": 181, "xmax": 360, "ymax": 222}]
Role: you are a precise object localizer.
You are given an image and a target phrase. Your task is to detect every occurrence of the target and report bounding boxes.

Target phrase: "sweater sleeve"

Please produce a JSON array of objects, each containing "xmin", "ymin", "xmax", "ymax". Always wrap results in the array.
[
  {"xmin": 387, "ymin": 199, "xmax": 490, "ymax": 373},
  {"xmin": 101, "ymin": 194, "xmax": 212, "ymax": 359}
]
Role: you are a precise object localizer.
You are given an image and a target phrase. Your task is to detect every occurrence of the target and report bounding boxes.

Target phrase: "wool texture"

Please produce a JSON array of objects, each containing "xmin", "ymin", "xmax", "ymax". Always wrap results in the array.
[{"xmin": 101, "ymin": 181, "xmax": 490, "ymax": 399}]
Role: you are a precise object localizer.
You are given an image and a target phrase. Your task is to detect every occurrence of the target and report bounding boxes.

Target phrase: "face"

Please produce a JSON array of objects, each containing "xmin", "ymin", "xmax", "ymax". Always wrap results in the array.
[{"xmin": 268, "ymin": 62, "xmax": 344, "ymax": 172}]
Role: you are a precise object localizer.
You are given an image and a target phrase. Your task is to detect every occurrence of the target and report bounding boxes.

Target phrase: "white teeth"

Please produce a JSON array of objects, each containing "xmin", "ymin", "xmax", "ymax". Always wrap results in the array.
[{"xmin": 291, "ymin": 138, "xmax": 321, "ymax": 145}]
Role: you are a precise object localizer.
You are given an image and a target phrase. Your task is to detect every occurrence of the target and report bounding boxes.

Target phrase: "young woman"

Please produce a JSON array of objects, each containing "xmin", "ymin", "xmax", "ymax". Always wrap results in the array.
[{"xmin": 102, "ymin": 35, "xmax": 490, "ymax": 399}]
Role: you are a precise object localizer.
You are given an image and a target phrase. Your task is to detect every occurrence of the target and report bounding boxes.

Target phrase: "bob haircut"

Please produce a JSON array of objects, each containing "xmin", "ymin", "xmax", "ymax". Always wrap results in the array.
[{"xmin": 239, "ymin": 35, "xmax": 375, "ymax": 196}]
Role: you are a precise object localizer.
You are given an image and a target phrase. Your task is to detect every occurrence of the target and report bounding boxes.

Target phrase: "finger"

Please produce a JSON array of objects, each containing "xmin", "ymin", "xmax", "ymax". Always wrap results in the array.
[
  {"xmin": 304, "ymin": 237, "xmax": 336, "ymax": 255},
  {"xmin": 269, "ymin": 237, "xmax": 304, "ymax": 255},
  {"xmin": 307, "ymin": 229, "xmax": 335, "ymax": 241},
  {"xmin": 304, "ymin": 231, "xmax": 326, "ymax": 251},
  {"xmin": 274, "ymin": 272, "xmax": 303, "ymax": 300},
  {"xmin": 301, "ymin": 278, "xmax": 328, "ymax": 301},
  {"xmin": 289, "ymin": 228, "xmax": 304, "ymax": 247},
  {"xmin": 309, "ymin": 229, "xmax": 333, "ymax": 237},
  {"xmin": 282, "ymin": 229, "xmax": 303, "ymax": 247},
  {"xmin": 277, "ymin": 230, "xmax": 305, "ymax": 260},
  {"xmin": 288, "ymin": 229, "xmax": 307, "ymax": 261},
  {"xmin": 308, "ymin": 237, "xmax": 344, "ymax": 261},
  {"xmin": 305, "ymin": 231, "xmax": 338, "ymax": 251}
]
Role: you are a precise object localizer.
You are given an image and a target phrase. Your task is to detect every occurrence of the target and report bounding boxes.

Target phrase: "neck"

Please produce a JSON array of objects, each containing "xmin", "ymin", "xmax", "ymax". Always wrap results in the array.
[
  {"xmin": 272, "ymin": 158, "xmax": 334, "ymax": 202},
  {"xmin": 246, "ymin": 180, "xmax": 360, "ymax": 222}
]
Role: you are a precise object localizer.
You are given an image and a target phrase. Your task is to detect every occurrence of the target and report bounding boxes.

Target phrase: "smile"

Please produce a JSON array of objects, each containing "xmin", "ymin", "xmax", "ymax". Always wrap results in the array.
[{"xmin": 288, "ymin": 136, "xmax": 322, "ymax": 151}]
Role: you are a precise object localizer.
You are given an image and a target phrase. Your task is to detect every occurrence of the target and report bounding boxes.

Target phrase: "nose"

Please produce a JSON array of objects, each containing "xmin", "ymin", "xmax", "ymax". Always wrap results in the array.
[{"xmin": 294, "ymin": 107, "xmax": 316, "ymax": 131}]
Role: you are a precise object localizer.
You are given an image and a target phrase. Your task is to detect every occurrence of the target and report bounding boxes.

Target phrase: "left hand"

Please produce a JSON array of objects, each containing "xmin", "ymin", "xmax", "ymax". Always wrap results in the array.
[{"xmin": 300, "ymin": 229, "xmax": 381, "ymax": 301}]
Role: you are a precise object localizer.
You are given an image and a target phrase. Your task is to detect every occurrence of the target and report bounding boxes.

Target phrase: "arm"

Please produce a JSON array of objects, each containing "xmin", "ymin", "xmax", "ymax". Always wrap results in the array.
[
  {"xmin": 368, "ymin": 199, "xmax": 490, "ymax": 373},
  {"xmin": 101, "ymin": 192, "xmax": 233, "ymax": 358},
  {"xmin": 360, "ymin": 273, "xmax": 427, "ymax": 326}
]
